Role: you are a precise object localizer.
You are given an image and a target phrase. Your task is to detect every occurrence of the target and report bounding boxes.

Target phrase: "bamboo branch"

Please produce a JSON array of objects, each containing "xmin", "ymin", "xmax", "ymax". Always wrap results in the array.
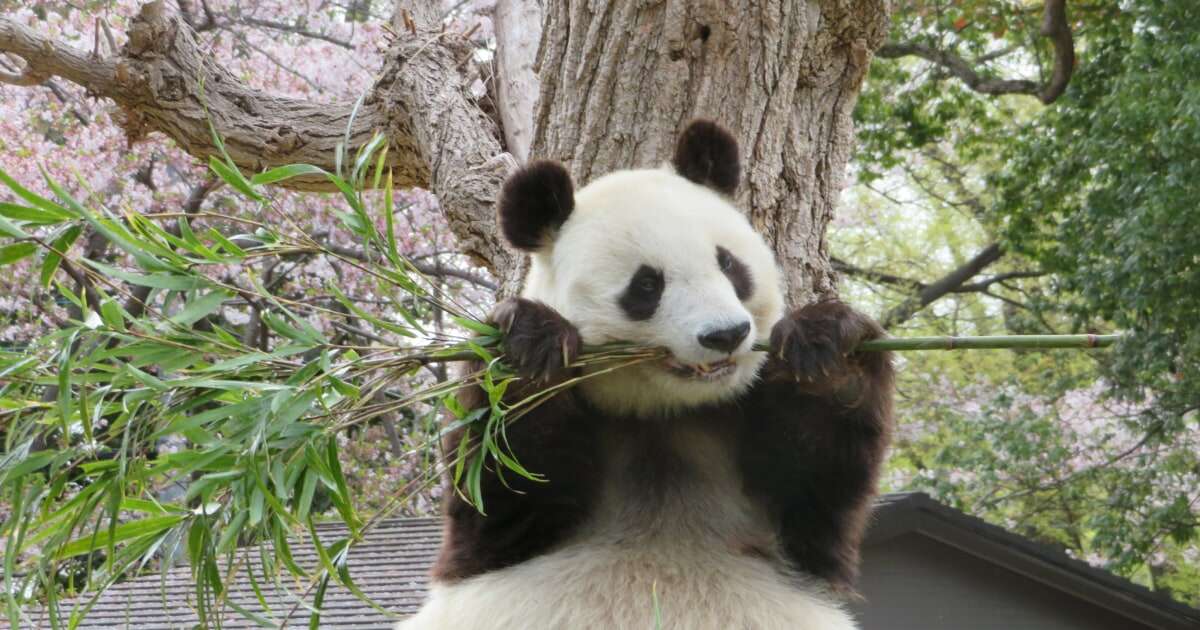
[
  {"xmin": 416, "ymin": 334, "xmax": 1123, "ymax": 365},
  {"xmin": 847, "ymin": 334, "xmax": 1119, "ymax": 352}
]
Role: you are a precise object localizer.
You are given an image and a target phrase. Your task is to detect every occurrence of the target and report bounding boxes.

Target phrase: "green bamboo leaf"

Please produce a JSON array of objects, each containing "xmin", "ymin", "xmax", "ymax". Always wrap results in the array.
[
  {"xmin": 56, "ymin": 330, "xmax": 77, "ymax": 436},
  {"xmin": 206, "ymin": 227, "xmax": 248, "ymax": 258},
  {"xmin": 0, "ymin": 243, "xmax": 36, "ymax": 265},
  {"xmin": 452, "ymin": 316, "xmax": 499, "ymax": 336},
  {"xmin": 261, "ymin": 311, "xmax": 323, "ymax": 345},
  {"xmin": 0, "ymin": 201, "xmax": 70, "ymax": 224},
  {"xmin": 166, "ymin": 290, "xmax": 230, "ymax": 327},
  {"xmin": 57, "ymin": 515, "xmax": 184, "ymax": 558},
  {"xmin": 271, "ymin": 518, "xmax": 306, "ymax": 578},
  {"xmin": 129, "ymin": 212, "xmax": 219, "ymax": 260},
  {"xmin": 327, "ymin": 282, "xmax": 416, "ymax": 337},
  {"xmin": 119, "ymin": 498, "xmax": 186, "ymax": 515},
  {"xmin": 383, "ymin": 170, "xmax": 401, "ymax": 267},
  {"xmin": 99, "ymin": 297, "xmax": 126, "ymax": 332},
  {"xmin": 39, "ymin": 170, "xmax": 179, "ymax": 272},
  {"xmin": 0, "ymin": 166, "xmax": 73, "ymax": 217},
  {"xmin": 0, "ymin": 448, "xmax": 55, "ymax": 486},
  {"xmin": 308, "ymin": 573, "xmax": 331, "ymax": 630},
  {"xmin": 296, "ymin": 470, "xmax": 318, "ymax": 522},
  {"xmin": 83, "ymin": 260, "xmax": 205, "ymax": 290},
  {"xmin": 372, "ymin": 145, "xmax": 389, "ymax": 191},
  {"xmin": 122, "ymin": 363, "xmax": 167, "ymax": 392},
  {"xmin": 208, "ymin": 157, "xmax": 263, "ymax": 201},
  {"xmin": 41, "ymin": 224, "xmax": 82, "ymax": 287},
  {"xmin": 352, "ymin": 133, "xmax": 387, "ymax": 186},
  {"xmin": 0, "ymin": 215, "xmax": 28, "ymax": 239},
  {"xmin": 250, "ymin": 163, "xmax": 326, "ymax": 186}
]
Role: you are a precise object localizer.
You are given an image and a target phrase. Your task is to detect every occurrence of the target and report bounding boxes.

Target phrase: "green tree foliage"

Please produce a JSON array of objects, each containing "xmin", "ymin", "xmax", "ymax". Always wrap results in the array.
[
  {"xmin": 851, "ymin": 0, "xmax": 1199, "ymax": 604},
  {"xmin": 996, "ymin": 1, "xmax": 1200, "ymax": 429}
]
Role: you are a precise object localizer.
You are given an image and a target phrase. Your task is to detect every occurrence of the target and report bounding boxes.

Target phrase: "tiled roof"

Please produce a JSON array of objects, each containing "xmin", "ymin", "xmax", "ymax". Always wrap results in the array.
[{"xmin": 18, "ymin": 518, "xmax": 441, "ymax": 630}]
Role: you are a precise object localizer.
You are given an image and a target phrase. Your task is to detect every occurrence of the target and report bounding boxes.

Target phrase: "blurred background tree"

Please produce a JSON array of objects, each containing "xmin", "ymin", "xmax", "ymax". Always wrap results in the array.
[{"xmin": 849, "ymin": 0, "xmax": 1199, "ymax": 602}]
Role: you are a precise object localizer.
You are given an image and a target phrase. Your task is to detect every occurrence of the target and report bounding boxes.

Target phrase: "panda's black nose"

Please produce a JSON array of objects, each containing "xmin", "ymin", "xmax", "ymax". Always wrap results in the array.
[{"xmin": 698, "ymin": 322, "xmax": 751, "ymax": 353}]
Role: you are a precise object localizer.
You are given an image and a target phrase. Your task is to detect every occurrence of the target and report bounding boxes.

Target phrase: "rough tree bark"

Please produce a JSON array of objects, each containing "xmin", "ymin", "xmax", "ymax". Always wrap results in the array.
[
  {"xmin": 0, "ymin": 0, "xmax": 892, "ymax": 303},
  {"xmin": 0, "ymin": 2, "xmax": 427, "ymax": 191},
  {"xmin": 530, "ymin": 1, "xmax": 890, "ymax": 304}
]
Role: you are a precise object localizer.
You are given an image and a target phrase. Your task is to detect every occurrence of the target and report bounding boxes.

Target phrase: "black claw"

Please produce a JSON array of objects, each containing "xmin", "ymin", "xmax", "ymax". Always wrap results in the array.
[
  {"xmin": 769, "ymin": 300, "xmax": 886, "ymax": 383},
  {"xmin": 488, "ymin": 298, "xmax": 580, "ymax": 383}
]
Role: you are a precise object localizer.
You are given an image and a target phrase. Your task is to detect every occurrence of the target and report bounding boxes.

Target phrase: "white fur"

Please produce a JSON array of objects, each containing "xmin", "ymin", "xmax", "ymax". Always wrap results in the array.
[
  {"xmin": 399, "ymin": 425, "xmax": 855, "ymax": 630},
  {"xmin": 523, "ymin": 168, "xmax": 784, "ymax": 417}
]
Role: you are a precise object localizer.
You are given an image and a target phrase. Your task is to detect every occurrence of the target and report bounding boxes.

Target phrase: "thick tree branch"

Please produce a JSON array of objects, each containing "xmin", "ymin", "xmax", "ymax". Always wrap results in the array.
[
  {"xmin": 834, "ymin": 256, "xmax": 1043, "ymax": 298},
  {"xmin": 382, "ymin": 1, "xmax": 523, "ymax": 292},
  {"xmin": 878, "ymin": 0, "xmax": 1074, "ymax": 104},
  {"xmin": 0, "ymin": 3, "xmax": 426, "ymax": 191},
  {"xmin": 493, "ymin": 0, "xmax": 542, "ymax": 162},
  {"xmin": 832, "ymin": 257, "xmax": 923, "ymax": 290},
  {"xmin": 878, "ymin": 243, "xmax": 1006, "ymax": 328},
  {"xmin": 1038, "ymin": 0, "xmax": 1075, "ymax": 104}
]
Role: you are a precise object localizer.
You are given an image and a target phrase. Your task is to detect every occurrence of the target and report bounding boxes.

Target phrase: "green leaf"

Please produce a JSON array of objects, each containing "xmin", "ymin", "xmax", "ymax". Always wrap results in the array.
[
  {"xmin": 0, "ymin": 201, "xmax": 70, "ymax": 224},
  {"xmin": 57, "ymin": 515, "xmax": 184, "ymax": 558},
  {"xmin": 98, "ymin": 297, "xmax": 127, "ymax": 332},
  {"xmin": 40, "ymin": 224, "xmax": 82, "ymax": 287},
  {"xmin": 206, "ymin": 228, "xmax": 248, "ymax": 258},
  {"xmin": 452, "ymin": 316, "xmax": 499, "ymax": 336},
  {"xmin": 83, "ymin": 260, "xmax": 205, "ymax": 290},
  {"xmin": 166, "ymin": 290, "xmax": 230, "ymax": 327},
  {"xmin": 208, "ymin": 157, "xmax": 263, "ymax": 201},
  {"xmin": 0, "ymin": 215, "xmax": 28, "ymax": 239},
  {"xmin": 0, "ymin": 166, "xmax": 73, "ymax": 218},
  {"xmin": 250, "ymin": 163, "xmax": 326, "ymax": 186},
  {"xmin": 0, "ymin": 243, "xmax": 36, "ymax": 265}
]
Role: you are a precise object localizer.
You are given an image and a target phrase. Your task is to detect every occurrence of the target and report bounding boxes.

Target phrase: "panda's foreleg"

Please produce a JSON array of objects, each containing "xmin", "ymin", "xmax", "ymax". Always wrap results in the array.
[
  {"xmin": 431, "ymin": 297, "xmax": 603, "ymax": 583},
  {"xmin": 739, "ymin": 299, "xmax": 895, "ymax": 594}
]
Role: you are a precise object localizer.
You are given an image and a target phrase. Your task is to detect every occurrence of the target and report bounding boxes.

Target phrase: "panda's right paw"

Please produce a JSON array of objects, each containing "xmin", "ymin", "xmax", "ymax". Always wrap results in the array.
[{"xmin": 490, "ymin": 298, "xmax": 582, "ymax": 382}]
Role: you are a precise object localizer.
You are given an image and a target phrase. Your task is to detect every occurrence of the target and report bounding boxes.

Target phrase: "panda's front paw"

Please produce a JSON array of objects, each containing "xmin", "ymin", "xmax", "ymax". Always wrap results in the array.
[
  {"xmin": 490, "ymin": 298, "xmax": 582, "ymax": 383},
  {"xmin": 768, "ymin": 299, "xmax": 884, "ymax": 383}
]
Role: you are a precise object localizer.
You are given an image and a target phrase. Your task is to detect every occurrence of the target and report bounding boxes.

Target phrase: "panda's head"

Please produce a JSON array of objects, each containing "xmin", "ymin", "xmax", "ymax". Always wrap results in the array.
[{"xmin": 498, "ymin": 121, "xmax": 784, "ymax": 417}]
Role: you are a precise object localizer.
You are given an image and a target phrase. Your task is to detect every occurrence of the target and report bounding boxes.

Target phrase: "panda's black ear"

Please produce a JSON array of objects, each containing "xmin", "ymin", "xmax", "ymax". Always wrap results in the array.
[
  {"xmin": 498, "ymin": 161, "xmax": 575, "ymax": 251},
  {"xmin": 672, "ymin": 119, "xmax": 740, "ymax": 196}
]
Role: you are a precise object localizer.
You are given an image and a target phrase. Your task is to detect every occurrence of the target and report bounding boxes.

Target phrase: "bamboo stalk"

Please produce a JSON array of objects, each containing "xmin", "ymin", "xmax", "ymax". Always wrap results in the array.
[
  {"xmin": 769, "ymin": 333, "xmax": 1121, "ymax": 353},
  {"xmin": 871, "ymin": 333, "xmax": 1120, "ymax": 351},
  {"xmin": 422, "ymin": 334, "xmax": 1121, "ymax": 364}
]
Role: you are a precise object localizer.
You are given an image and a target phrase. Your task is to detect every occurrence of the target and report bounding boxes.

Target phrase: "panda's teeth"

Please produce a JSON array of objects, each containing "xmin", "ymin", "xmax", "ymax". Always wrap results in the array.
[{"xmin": 664, "ymin": 357, "xmax": 736, "ymax": 379}]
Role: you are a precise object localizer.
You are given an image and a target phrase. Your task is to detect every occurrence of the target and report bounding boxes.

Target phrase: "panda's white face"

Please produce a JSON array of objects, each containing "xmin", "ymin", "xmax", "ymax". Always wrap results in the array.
[{"xmin": 522, "ymin": 169, "xmax": 784, "ymax": 417}]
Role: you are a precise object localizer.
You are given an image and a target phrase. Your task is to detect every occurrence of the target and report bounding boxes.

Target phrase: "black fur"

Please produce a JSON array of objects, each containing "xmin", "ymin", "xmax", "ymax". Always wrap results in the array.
[
  {"xmin": 498, "ymin": 161, "xmax": 575, "ymax": 251},
  {"xmin": 491, "ymin": 297, "xmax": 581, "ymax": 383},
  {"xmin": 432, "ymin": 298, "xmax": 894, "ymax": 596},
  {"xmin": 618, "ymin": 265, "xmax": 665, "ymax": 321},
  {"xmin": 673, "ymin": 119, "xmax": 740, "ymax": 195},
  {"xmin": 434, "ymin": 299, "xmax": 595, "ymax": 581},
  {"xmin": 744, "ymin": 300, "xmax": 893, "ymax": 590},
  {"xmin": 717, "ymin": 246, "xmax": 753, "ymax": 301}
]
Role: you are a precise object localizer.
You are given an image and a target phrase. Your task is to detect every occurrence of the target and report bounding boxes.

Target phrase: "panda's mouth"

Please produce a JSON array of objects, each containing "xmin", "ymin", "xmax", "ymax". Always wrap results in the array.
[{"xmin": 663, "ymin": 357, "xmax": 738, "ymax": 381}]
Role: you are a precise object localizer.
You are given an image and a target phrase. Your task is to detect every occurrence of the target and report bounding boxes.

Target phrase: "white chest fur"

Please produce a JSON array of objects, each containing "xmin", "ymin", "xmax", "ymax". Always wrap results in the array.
[{"xmin": 398, "ymin": 423, "xmax": 857, "ymax": 630}]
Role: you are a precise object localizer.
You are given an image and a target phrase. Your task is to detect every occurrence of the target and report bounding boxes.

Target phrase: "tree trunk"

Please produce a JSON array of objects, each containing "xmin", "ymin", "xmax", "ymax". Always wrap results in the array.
[{"xmin": 530, "ymin": 1, "xmax": 890, "ymax": 305}]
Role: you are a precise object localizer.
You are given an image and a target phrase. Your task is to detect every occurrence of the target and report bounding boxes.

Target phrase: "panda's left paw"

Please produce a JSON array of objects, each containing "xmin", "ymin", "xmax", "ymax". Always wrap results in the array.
[
  {"xmin": 768, "ymin": 299, "xmax": 884, "ymax": 383},
  {"xmin": 490, "ymin": 298, "xmax": 582, "ymax": 383}
]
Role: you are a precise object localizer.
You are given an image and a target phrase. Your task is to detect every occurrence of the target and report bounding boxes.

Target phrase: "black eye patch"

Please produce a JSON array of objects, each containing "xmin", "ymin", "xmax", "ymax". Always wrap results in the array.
[
  {"xmin": 717, "ymin": 246, "xmax": 753, "ymax": 301},
  {"xmin": 619, "ymin": 265, "xmax": 665, "ymax": 321}
]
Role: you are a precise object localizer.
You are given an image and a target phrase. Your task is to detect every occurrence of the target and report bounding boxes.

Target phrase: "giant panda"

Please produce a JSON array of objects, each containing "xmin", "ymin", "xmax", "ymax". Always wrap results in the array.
[{"xmin": 399, "ymin": 120, "xmax": 894, "ymax": 630}]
